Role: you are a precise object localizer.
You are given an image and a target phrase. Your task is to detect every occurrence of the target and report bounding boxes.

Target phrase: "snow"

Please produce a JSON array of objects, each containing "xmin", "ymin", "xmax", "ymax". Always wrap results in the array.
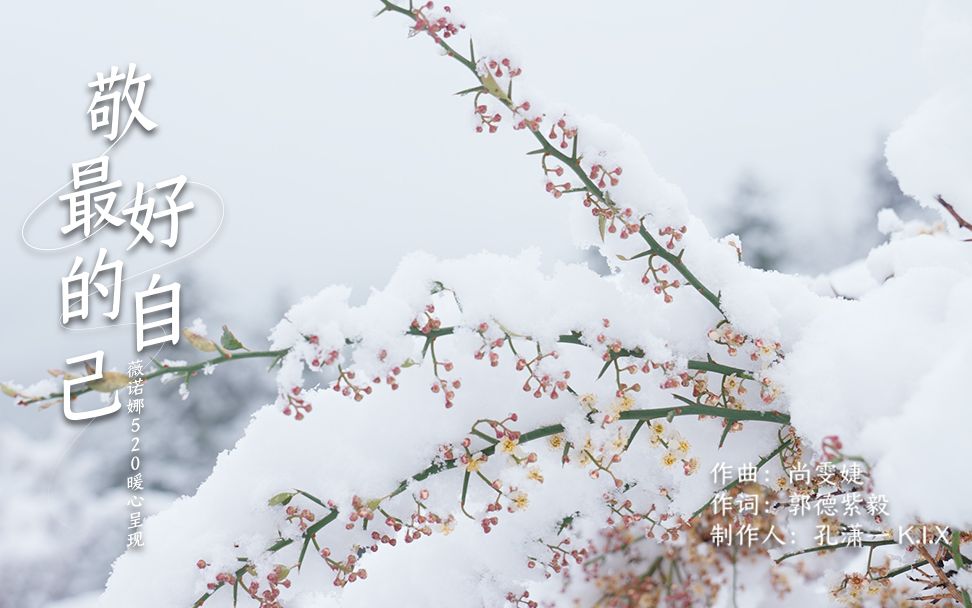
[
  {"xmin": 25, "ymin": 0, "xmax": 971, "ymax": 605},
  {"xmin": 886, "ymin": 0, "xmax": 972, "ymax": 225},
  {"xmin": 783, "ymin": 234, "xmax": 972, "ymax": 527}
]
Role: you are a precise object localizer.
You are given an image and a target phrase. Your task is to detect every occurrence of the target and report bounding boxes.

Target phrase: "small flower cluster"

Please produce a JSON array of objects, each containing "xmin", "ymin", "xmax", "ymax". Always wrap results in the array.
[
  {"xmin": 284, "ymin": 504, "xmax": 316, "ymax": 532},
  {"xmin": 430, "ymin": 357, "xmax": 460, "ymax": 408},
  {"xmin": 593, "ymin": 324, "xmax": 624, "ymax": 357},
  {"xmin": 281, "ymin": 386, "xmax": 313, "ymax": 420},
  {"xmin": 564, "ymin": 399, "xmax": 636, "ymax": 489},
  {"xmin": 588, "ymin": 162, "xmax": 623, "ymax": 189},
  {"xmin": 248, "ymin": 565, "xmax": 292, "ymax": 608},
  {"xmin": 528, "ymin": 537, "xmax": 587, "ymax": 578},
  {"xmin": 708, "ymin": 323, "xmax": 783, "ymax": 367},
  {"xmin": 481, "ymin": 501, "xmax": 503, "ymax": 533},
  {"xmin": 482, "ymin": 56, "xmax": 522, "ymax": 80},
  {"xmin": 690, "ymin": 370, "xmax": 747, "ymax": 409},
  {"xmin": 639, "ymin": 253, "xmax": 682, "ymax": 302},
  {"xmin": 197, "ymin": 560, "xmax": 236, "ymax": 592},
  {"xmin": 471, "ymin": 321, "xmax": 505, "ymax": 366},
  {"xmin": 547, "ymin": 116, "xmax": 577, "ymax": 150},
  {"xmin": 511, "ymin": 101, "xmax": 542, "ymax": 132},
  {"xmin": 196, "ymin": 561, "xmax": 293, "ymax": 608},
  {"xmin": 589, "ymin": 325, "xmax": 656, "ymax": 395},
  {"xmin": 325, "ymin": 351, "xmax": 402, "ymax": 407},
  {"xmin": 344, "ymin": 495, "xmax": 377, "ymax": 530},
  {"xmin": 515, "ymin": 349, "xmax": 570, "ymax": 399},
  {"xmin": 471, "ymin": 56, "xmax": 522, "ymax": 134},
  {"xmin": 644, "ymin": 360, "xmax": 689, "ymax": 391},
  {"xmin": 455, "ymin": 416, "xmax": 545, "ymax": 531},
  {"xmin": 494, "ymin": 420, "xmax": 544, "ymax": 483},
  {"xmin": 758, "ymin": 375, "xmax": 782, "ymax": 404},
  {"xmin": 578, "ymin": 431, "xmax": 628, "ymax": 489},
  {"xmin": 332, "ymin": 367, "xmax": 372, "ymax": 402},
  {"xmin": 577, "ymin": 392, "xmax": 701, "ymax": 482},
  {"xmin": 610, "ymin": 499, "xmax": 684, "ymax": 544},
  {"xmin": 821, "ymin": 434, "xmax": 843, "ymax": 461},
  {"xmin": 602, "ymin": 393, "xmax": 635, "ymax": 424},
  {"xmin": 504, "ymin": 590, "xmax": 539, "ymax": 608},
  {"xmin": 410, "ymin": 303, "xmax": 442, "ymax": 335},
  {"xmin": 378, "ymin": 489, "xmax": 455, "ymax": 546},
  {"xmin": 647, "ymin": 421, "xmax": 698, "ymax": 476},
  {"xmin": 473, "ymin": 94, "xmax": 503, "ymax": 134},
  {"xmin": 303, "ymin": 334, "xmax": 340, "ymax": 371},
  {"xmin": 546, "ymin": 433, "xmax": 570, "ymax": 465},
  {"xmin": 830, "ymin": 563, "xmax": 915, "ymax": 607},
  {"xmin": 319, "ymin": 547, "xmax": 368, "ymax": 587},
  {"xmin": 708, "ymin": 323, "xmax": 746, "ymax": 356},
  {"xmin": 409, "ymin": 2, "xmax": 464, "ymax": 43},
  {"xmin": 658, "ymin": 225, "xmax": 687, "ymax": 250},
  {"xmin": 750, "ymin": 337, "xmax": 784, "ymax": 364},
  {"xmin": 600, "ymin": 206, "xmax": 641, "ymax": 240},
  {"xmin": 542, "ymin": 154, "xmax": 573, "ymax": 199},
  {"xmin": 370, "ymin": 349, "xmax": 402, "ymax": 390}
]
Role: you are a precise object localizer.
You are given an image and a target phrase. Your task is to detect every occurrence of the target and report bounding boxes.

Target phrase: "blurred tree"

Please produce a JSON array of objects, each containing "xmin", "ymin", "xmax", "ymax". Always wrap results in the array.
[
  {"xmin": 0, "ymin": 271, "xmax": 282, "ymax": 608},
  {"xmin": 721, "ymin": 172, "xmax": 786, "ymax": 271},
  {"xmin": 868, "ymin": 136, "xmax": 915, "ymax": 219}
]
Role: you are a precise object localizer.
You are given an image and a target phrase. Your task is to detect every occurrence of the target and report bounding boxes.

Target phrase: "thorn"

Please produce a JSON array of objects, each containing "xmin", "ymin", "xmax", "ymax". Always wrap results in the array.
[{"xmin": 454, "ymin": 85, "xmax": 484, "ymax": 96}]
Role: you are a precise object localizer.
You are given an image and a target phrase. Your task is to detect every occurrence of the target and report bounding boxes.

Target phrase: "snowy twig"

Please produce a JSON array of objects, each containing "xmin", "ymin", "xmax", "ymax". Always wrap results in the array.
[
  {"xmin": 7, "ymin": 348, "xmax": 289, "ymax": 408},
  {"xmin": 376, "ymin": 0, "xmax": 725, "ymax": 314},
  {"xmin": 193, "ymin": 399, "xmax": 790, "ymax": 606},
  {"xmin": 7, "ymin": 321, "xmax": 753, "ymax": 413}
]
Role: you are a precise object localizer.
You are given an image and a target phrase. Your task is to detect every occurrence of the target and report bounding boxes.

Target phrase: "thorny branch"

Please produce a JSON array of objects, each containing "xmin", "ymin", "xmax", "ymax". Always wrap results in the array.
[
  {"xmin": 375, "ymin": 0, "xmax": 725, "ymax": 314},
  {"xmin": 10, "ymin": 324, "xmax": 752, "ymax": 407},
  {"xmin": 193, "ymin": 399, "xmax": 792, "ymax": 606}
]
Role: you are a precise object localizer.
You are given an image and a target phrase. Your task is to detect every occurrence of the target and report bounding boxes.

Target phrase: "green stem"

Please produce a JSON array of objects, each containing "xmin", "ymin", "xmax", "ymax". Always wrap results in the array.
[
  {"xmin": 775, "ymin": 539, "xmax": 896, "ymax": 564},
  {"xmin": 621, "ymin": 405, "xmax": 788, "ymax": 425},
  {"xmin": 37, "ymin": 349, "xmax": 290, "ymax": 404}
]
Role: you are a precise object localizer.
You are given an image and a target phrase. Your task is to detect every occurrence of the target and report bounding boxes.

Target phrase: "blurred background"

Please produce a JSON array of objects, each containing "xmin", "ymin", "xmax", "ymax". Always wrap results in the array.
[{"xmin": 0, "ymin": 0, "xmax": 932, "ymax": 605}]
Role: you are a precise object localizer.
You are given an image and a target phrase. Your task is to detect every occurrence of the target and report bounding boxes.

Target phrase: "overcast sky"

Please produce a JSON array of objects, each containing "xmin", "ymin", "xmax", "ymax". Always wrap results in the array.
[{"xmin": 1, "ymin": 0, "xmax": 928, "ymax": 435}]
